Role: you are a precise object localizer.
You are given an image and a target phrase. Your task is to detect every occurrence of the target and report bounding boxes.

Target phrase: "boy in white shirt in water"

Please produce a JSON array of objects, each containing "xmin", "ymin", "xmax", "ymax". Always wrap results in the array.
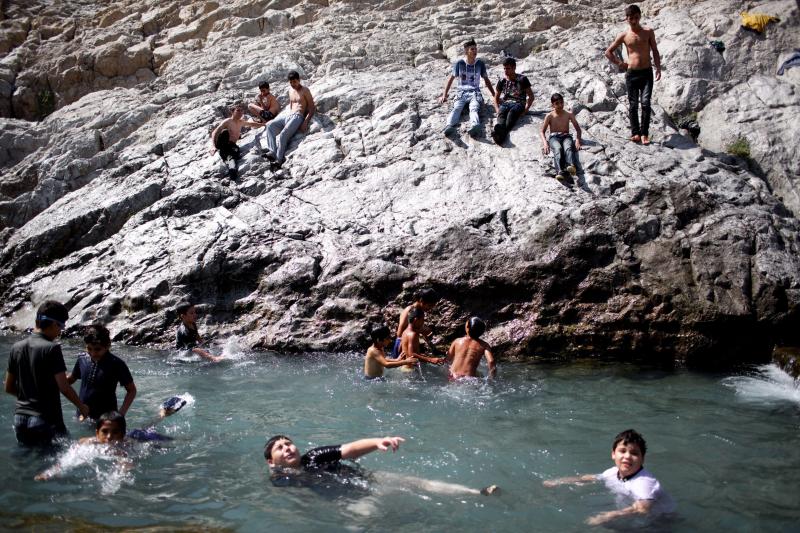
[{"xmin": 543, "ymin": 429, "xmax": 673, "ymax": 526}]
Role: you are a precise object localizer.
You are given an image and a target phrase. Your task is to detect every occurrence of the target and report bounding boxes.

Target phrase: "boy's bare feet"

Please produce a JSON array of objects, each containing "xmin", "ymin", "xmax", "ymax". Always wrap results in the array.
[
  {"xmin": 641, "ymin": 136, "xmax": 650, "ymax": 145},
  {"xmin": 480, "ymin": 485, "xmax": 499, "ymax": 495},
  {"xmin": 631, "ymin": 135, "xmax": 641, "ymax": 143}
]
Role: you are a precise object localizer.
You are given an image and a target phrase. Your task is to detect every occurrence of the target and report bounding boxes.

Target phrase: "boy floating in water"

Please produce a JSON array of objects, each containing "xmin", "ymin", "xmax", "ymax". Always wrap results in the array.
[
  {"xmin": 391, "ymin": 288, "xmax": 440, "ymax": 359},
  {"xmin": 363, "ymin": 324, "xmax": 418, "ymax": 380},
  {"xmin": 447, "ymin": 317, "xmax": 496, "ymax": 380},
  {"xmin": 604, "ymin": 4, "xmax": 662, "ymax": 145},
  {"xmin": 540, "ymin": 93, "xmax": 582, "ymax": 182},
  {"xmin": 67, "ymin": 324, "xmax": 136, "ymax": 420},
  {"xmin": 399, "ymin": 307, "xmax": 446, "ymax": 371},
  {"xmin": 264, "ymin": 434, "xmax": 497, "ymax": 495},
  {"xmin": 175, "ymin": 302, "xmax": 223, "ymax": 362},
  {"xmin": 543, "ymin": 429, "xmax": 673, "ymax": 526}
]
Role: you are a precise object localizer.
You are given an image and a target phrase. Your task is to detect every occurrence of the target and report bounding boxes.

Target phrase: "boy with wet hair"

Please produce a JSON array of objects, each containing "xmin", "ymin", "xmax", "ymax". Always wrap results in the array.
[
  {"xmin": 391, "ymin": 287, "xmax": 440, "ymax": 359},
  {"xmin": 604, "ymin": 4, "xmax": 662, "ymax": 145},
  {"xmin": 399, "ymin": 307, "xmax": 446, "ymax": 368},
  {"xmin": 5, "ymin": 300, "xmax": 89, "ymax": 445},
  {"xmin": 543, "ymin": 429, "xmax": 673, "ymax": 526},
  {"xmin": 492, "ymin": 56, "xmax": 534, "ymax": 145},
  {"xmin": 175, "ymin": 302, "xmax": 223, "ymax": 363},
  {"xmin": 364, "ymin": 324, "xmax": 418, "ymax": 380},
  {"xmin": 440, "ymin": 38, "xmax": 496, "ymax": 138},
  {"xmin": 248, "ymin": 81, "xmax": 280, "ymax": 123},
  {"xmin": 264, "ymin": 434, "xmax": 498, "ymax": 495},
  {"xmin": 68, "ymin": 324, "xmax": 136, "ymax": 420},
  {"xmin": 209, "ymin": 104, "xmax": 264, "ymax": 178},
  {"xmin": 447, "ymin": 317, "xmax": 496, "ymax": 379},
  {"xmin": 541, "ymin": 93, "xmax": 582, "ymax": 181}
]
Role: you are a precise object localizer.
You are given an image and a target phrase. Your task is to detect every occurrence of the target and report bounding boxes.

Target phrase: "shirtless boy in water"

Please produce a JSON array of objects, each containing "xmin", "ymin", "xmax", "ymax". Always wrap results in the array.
[
  {"xmin": 604, "ymin": 4, "xmax": 661, "ymax": 145},
  {"xmin": 447, "ymin": 317, "xmax": 496, "ymax": 379},
  {"xmin": 399, "ymin": 307, "xmax": 446, "ymax": 370},
  {"xmin": 364, "ymin": 324, "xmax": 417, "ymax": 380},
  {"xmin": 264, "ymin": 70, "xmax": 316, "ymax": 169}
]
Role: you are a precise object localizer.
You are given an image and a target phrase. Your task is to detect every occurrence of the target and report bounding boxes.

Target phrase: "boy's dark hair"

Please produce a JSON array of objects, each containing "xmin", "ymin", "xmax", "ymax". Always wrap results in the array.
[
  {"xmin": 551, "ymin": 92, "xmax": 564, "ymax": 103},
  {"xmin": 502, "ymin": 57, "xmax": 516, "ymax": 67},
  {"xmin": 287, "ymin": 70, "xmax": 300, "ymax": 81},
  {"xmin": 416, "ymin": 288, "xmax": 440, "ymax": 304},
  {"xmin": 264, "ymin": 434, "xmax": 291, "ymax": 461},
  {"xmin": 176, "ymin": 301, "xmax": 194, "ymax": 317},
  {"xmin": 35, "ymin": 300, "xmax": 68, "ymax": 329},
  {"xmin": 463, "ymin": 38, "xmax": 477, "ymax": 49},
  {"xmin": 408, "ymin": 306, "xmax": 425, "ymax": 321},
  {"xmin": 467, "ymin": 317, "xmax": 486, "ymax": 339},
  {"xmin": 83, "ymin": 324, "xmax": 111, "ymax": 347},
  {"xmin": 258, "ymin": 81, "xmax": 270, "ymax": 90},
  {"xmin": 369, "ymin": 324, "xmax": 391, "ymax": 343},
  {"xmin": 612, "ymin": 429, "xmax": 647, "ymax": 456},
  {"xmin": 625, "ymin": 4, "xmax": 641, "ymax": 16},
  {"xmin": 96, "ymin": 411, "xmax": 127, "ymax": 434}
]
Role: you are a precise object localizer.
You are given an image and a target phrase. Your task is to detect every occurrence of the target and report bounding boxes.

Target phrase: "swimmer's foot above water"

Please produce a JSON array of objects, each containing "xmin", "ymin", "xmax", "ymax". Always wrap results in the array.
[{"xmin": 481, "ymin": 485, "xmax": 499, "ymax": 495}]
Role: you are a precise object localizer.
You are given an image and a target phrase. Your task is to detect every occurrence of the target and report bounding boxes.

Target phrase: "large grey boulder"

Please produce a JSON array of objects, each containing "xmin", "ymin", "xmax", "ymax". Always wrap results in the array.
[{"xmin": 1, "ymin": 0, "xmax": 799, "ymax": 367}]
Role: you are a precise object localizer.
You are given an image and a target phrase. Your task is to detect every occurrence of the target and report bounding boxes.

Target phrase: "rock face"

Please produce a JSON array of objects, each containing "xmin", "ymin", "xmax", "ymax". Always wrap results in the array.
[{"xmin": 1, "ymin": 0, "xmax": 799, "ymax": 367}]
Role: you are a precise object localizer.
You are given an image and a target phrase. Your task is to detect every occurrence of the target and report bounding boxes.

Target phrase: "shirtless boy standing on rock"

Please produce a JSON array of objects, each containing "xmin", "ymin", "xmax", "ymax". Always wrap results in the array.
[
  {"xmin": 264, "ymin": 70, "xmax": 315, "ymax": 170},
  {"xmin": 447, "ymin": 317, "xmax": 496, "ymax": 380},
  {"xmin": 604, "ymin": 4, "xmax": 661, "ymax": 145}
]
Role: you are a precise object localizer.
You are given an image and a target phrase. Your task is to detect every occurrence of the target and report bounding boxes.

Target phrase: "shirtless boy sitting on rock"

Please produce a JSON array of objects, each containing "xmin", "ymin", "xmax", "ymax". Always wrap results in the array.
[
  {"xmin": 447, "ymin": 317, "xmax": 496, "ymax": 380},
  {"xmin": 264, "ymin": 70, "xmax": 315, "ymax": 170},
  {"xmin": 604, "ymin": 4, "xmax": 661, "ymax": 145},
  {"xmin": 209, "ymin": 105, "xmax": 263, "ymax": 179}
]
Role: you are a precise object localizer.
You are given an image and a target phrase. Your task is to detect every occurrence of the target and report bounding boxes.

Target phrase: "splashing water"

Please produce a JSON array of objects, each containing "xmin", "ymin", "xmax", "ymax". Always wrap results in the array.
[{"xmin": 722, "ymin": 364, "xmax": 800, "ymax": 406}]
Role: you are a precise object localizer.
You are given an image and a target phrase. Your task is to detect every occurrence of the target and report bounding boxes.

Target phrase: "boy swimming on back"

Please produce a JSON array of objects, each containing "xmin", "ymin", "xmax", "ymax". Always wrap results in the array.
[
  {"xmin": 604, "ymin": 4, "xmax": 662, "ymax": 145},
  {"xmin": 364, "ymin": 324, "xmax": 418, "ymax": 380},
  {"xmin": 543, "ymin": 429, "xmax": 673, "ymax": 526},
  {"xmin": 447, "ymin": 317, "xmax": 496, "ymax": 379}
]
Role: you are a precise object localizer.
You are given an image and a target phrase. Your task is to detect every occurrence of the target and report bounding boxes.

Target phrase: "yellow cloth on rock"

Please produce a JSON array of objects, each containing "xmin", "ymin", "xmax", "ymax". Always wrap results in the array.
[{"xmin": 740, "ymin": 12, "xmax": 780, "ymax": 33}]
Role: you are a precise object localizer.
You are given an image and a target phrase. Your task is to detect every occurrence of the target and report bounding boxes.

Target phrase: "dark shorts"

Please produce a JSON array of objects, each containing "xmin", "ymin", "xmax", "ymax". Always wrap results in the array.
[
  {"xmin": 363, "ymin": 375, "xmax": 386, "ymax": 382},
  {"xmin": 13, "ymin": 414, "xmax": 66, "ymax": 446},
  {"xmin": 389, "ymin": 338, "xmax": 402, "ymax": 359},
  {"xmin": 260, "ymin": 110, "xmax": 275, "ymax": 121}
]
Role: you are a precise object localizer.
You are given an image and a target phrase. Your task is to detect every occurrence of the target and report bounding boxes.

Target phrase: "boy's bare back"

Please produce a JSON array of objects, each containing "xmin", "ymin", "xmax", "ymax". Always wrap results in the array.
[{"xmin": 448, "ymin": 337, "xmax": 494, "ymax": 378}]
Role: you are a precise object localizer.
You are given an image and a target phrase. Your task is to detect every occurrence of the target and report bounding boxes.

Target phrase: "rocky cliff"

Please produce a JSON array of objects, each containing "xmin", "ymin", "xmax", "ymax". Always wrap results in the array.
[{"xmin": 1, "ymin": 0, "xmax": 799, "ymax": 367}]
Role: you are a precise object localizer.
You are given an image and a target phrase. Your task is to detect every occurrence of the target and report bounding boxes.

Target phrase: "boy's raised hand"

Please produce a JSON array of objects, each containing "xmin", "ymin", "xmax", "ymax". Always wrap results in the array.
[{"xmin": 377, "ymin": 436, "xmax": 405, "ymax": 452}]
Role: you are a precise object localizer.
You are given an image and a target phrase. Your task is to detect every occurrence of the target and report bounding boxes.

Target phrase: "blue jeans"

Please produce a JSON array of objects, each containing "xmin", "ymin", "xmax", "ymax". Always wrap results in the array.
[
  {"xmin": 446, "ymin": 90, "xmax": 483, "ymax": 128},
  {"xmin": 266, "ymin": 111, "xmax": 304, "ymax": 162},
  {"xmin": 548, "ymin": 133, "xmax": 577, "ymax": 175},
  {"xmin": 13, "ymin": 414, "xmax": 65, "ymax": 446}
]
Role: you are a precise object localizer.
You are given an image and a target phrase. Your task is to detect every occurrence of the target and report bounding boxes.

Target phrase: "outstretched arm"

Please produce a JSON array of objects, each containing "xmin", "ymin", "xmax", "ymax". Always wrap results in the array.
[
  {"xmin": 649, "ymin": 30, "xmax": 661, "ymax": 81},
  {"xmin": 542, "ymin": 474, "xmax": 597, "ymax": 487},
  {"xmin": 192, "ymin": 347, "xmax": 223, "ymax": 363},
  {"xmin": 341, "ymin": 436, "xmax": 404, "ymax": 460},
  {"xmin": 55, "ymin": 372, "xmax": 89, "ymax": 419},
  {"xmin": 604, "ymin": 33, "xmax": 628, "ymax": 69},
  {"xmin": 586, "ymin": 500, "xmax": 653, "ymax": 526}
]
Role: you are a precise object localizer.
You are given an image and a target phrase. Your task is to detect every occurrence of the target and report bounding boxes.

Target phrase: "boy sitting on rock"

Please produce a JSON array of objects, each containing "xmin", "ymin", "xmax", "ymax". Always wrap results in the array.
[
  {"xmin": 248, "ymin": 81, "xmax": 280, "ymax": 123},
  {"xmin": 492, "ymin": 57, "xmax": 534, "ymax": 145},
  {"xmin": 440, "ymin": 38, "xmax": 496, "ymax": 138},
  {"xmin": 208, "ymin": 104, "xmax": 263, "ymax": 179},
  {"xmin": 540, "ymin": 93, "xmax": 582, "ymax": 182}
]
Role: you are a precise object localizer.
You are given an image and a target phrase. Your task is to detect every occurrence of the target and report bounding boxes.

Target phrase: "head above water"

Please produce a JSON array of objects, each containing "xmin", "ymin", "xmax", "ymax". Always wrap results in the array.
[
  {"xmin": 176, "ymin": 301, "xmax": 197, "ymax": 324},
  {"xmin": 466, "ymin": 317, "xmax": 486, "ymax": 339},
  {"xmin": 35, "ymin": 300, "xmax": 69, "ymax": 337},
  {"xmin": 96, "ymin": 411, "xmax": 126, "ymax": 443},
  {"xmin": 83, "ymin": 324, "xmax": 111, "ymax": 347},
  {"xmin": 612, "ymin": 429, "xmax": 647, "ymax": 456},
  {"xmin": 264, "ymin": 434, "xmax": 300, "ymax": 467},
  {"xmin": 369, "ymin": 324, "xmax": 392, "ymax": 344}
]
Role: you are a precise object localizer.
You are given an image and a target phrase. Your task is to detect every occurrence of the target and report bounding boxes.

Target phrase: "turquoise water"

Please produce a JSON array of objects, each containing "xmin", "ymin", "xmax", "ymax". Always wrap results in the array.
[{"xmin": 1, "ymin": 335, "xmax": 799, "ymax": 532}]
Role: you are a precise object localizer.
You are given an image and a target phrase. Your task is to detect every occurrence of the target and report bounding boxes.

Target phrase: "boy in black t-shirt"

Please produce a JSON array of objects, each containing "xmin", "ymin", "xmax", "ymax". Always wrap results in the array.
[
  {"xmin": 175, "ymin": 302, "xmax": 223, "ymax": 362},
  {"xmin": 492, "ymin": 57, "xmax": 534, "ymax": 145},
  {"xmin": 5, "ymin": 300, "xmax": 89, "ymax": 445},
  {"xmin": 67, "ymin": 325, "xmax": 137, "ymax": 420}
]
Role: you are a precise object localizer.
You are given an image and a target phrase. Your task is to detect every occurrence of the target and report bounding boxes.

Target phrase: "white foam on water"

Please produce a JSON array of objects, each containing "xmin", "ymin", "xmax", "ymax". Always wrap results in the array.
[
  {"xmin": 722, "ymin": 364, "xmax": 800, "ymax": 406},
  {"xmin": 219, "ymin": 336, "xmax": 247, "ymax": 361}
]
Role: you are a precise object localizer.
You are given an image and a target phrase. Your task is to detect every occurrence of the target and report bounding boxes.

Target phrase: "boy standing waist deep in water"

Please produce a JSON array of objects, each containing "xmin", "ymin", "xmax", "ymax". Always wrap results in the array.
[{"xmin": 605, "ymin": 4, "xmax": 661, "ymax": 145}]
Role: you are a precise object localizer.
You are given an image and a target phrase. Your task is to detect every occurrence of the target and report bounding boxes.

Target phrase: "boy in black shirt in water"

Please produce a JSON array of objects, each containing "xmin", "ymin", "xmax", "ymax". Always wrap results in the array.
[
  {"xmin": 175, "ymin": 302, "xmax": 223, "ymax": 362},
  {"xmin": 264, "ymin": 434, "xmax": 498, "ymax": 495}
]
